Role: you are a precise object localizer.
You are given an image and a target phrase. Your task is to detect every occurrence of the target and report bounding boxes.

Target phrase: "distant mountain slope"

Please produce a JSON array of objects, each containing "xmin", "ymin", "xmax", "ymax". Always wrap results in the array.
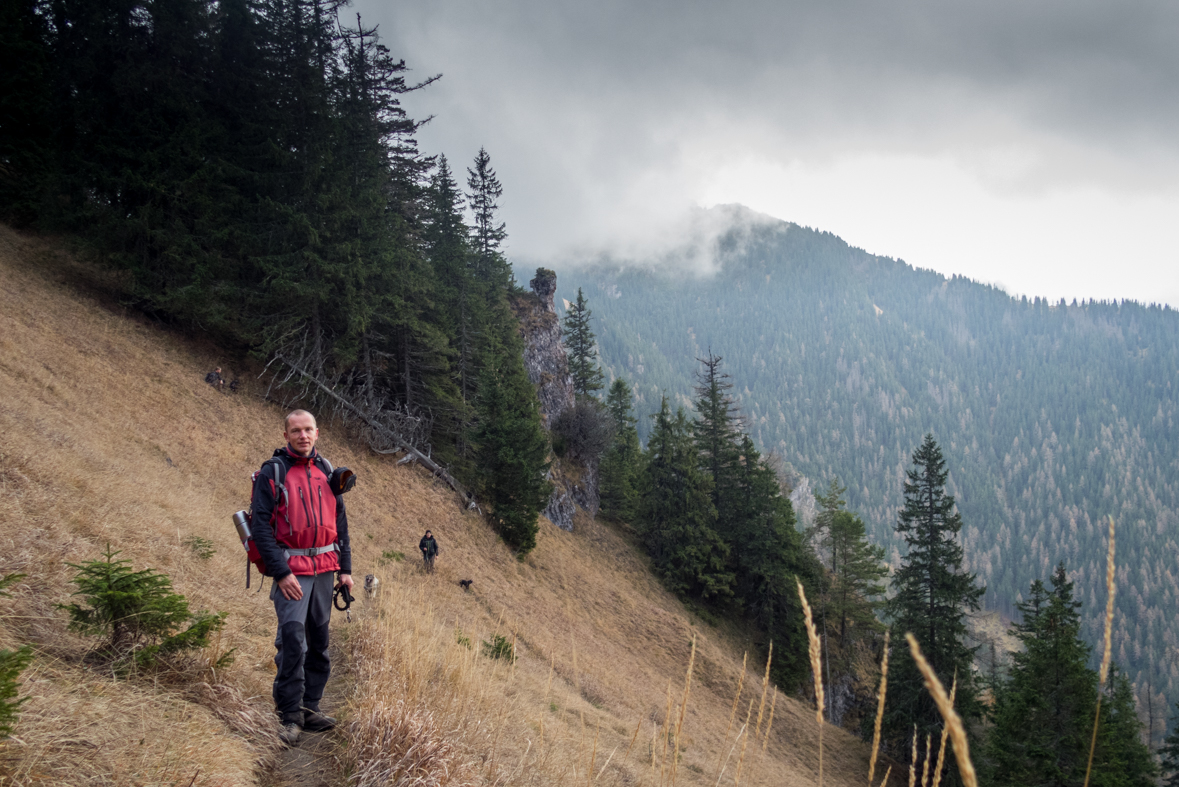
[{"xmin": 555, "ymin": 206, "xmax": 1179, "ymax": 727}]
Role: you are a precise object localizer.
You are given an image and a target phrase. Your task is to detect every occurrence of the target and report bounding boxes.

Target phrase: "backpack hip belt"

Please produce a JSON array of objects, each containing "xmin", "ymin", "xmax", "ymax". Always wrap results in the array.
[{"xmin": 283, "ymin": 544, "xmax": 338, "ymax": 558}]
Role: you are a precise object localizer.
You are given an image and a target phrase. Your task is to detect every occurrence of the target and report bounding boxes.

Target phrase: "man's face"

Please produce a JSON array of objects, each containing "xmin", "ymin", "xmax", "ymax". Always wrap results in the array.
[{"xmin": 284, "ymin": 413, "xmax": 319, "ymax": 457}]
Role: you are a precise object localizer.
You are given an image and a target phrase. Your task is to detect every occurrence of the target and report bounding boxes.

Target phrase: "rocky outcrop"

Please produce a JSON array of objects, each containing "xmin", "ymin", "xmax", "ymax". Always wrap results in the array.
[
  {"xmin": 542, "ymin": 464, "xmax": 577, "ymax": 532},
  {"xmin": 510, "ymin": 268, "xmax": 596, "ymax": 530},
  {"xmin": 512, "ymin": 268, "xmax": 574, "ymax": 428}
]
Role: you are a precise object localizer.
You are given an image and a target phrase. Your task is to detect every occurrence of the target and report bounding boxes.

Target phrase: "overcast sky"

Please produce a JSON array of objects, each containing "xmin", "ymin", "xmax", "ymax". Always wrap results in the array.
[{"xmin": 358, "ymin": 0, "xmax": 1179, "ymax": 307}]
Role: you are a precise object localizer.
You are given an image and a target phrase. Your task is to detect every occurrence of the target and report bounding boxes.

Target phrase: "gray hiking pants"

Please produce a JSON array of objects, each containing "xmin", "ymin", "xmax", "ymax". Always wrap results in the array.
[{"xmin": 271, "ymin": 572, "xmax": 335, "ymax": 716}]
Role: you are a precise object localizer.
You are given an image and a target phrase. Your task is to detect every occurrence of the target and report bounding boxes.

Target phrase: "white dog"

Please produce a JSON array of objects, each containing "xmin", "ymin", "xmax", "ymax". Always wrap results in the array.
[{"xmin": 363, "ymin": 574, "xmax": 380, "ymax": 598}]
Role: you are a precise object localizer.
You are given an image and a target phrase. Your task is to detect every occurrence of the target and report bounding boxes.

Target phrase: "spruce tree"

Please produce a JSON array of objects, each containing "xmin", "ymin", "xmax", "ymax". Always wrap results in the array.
[
  {"xmin": 0, "ymin": 0, "xmax": 53, "ymax": 224},
  {"xmin": 692, "ymin": 352, "xmax": 744, "ymax": 543},
  {"xmin": 472, "ymin": 326, "xmax": 551, "ymax": 556},
  {"xmin": 563, "ymin": 288, "xmax": 605, "ymax": 398},
  {"xmin": 884, "ymin": 434, "xmax": 985, "ymax": 761},
  {"xmin": 1161, "ymin": 701, "xmax": 1179, "ymax": 787},
  {"xmin": 250, "ymin": 0, "xmax": 350, "ymax": 376},
  {"xmin": 1090, "ymin": 664, "xmax": 1158, "ymax": 787},
  {"xmin": 466, "ymin": 147, "xmax": 511, "ymax": 288},
  {"xmin": 637, "ymin": 397, "xmax": 733, "ymax": 600},
  {"xmin": 826, "ymin": 509, "xmax": 888, "ymax": 650},
  {"xmin": 423, "ymin": 154, "xmax": 478, "ymax": 465},
  {"xmin": 730, "ymin": 434, "xmax": 819, "ymax": 685},
  {"xmin": 986, "ymin": 564, "xmax": 1097, "ymax": 787},
  {"xmin": 599, "ymin": 378, "xmax": 641, "ymax": 522},
  {"xmin": 811, "ymin": 478, "xmax": 847, "ymax": 553}
]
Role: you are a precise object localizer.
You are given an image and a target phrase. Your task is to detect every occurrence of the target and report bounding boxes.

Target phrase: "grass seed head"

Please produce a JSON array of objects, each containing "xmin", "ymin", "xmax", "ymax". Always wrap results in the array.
[
  {"xmin": 931, "ymin": 675, "xmax": 957, "ymax": 787},
  {"xmin": 1099, "ymin": 515, "xmax": 1117, "ymax": 686},
  {"xmin": 797, "ymin": 578, "xmax": 824, "ymax": 787},
  {"xmin": 905, "ymin": 633, "xmax": 978, "ymax": 787},
  {"xmin": 868, "ymin": 630, "xmax": 890, "ymax": 787}
]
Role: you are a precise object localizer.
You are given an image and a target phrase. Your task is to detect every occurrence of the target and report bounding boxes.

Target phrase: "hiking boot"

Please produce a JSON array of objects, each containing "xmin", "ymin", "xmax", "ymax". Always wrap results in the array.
[
  {"xmin": 279, "ymin": 712, "xmax": 303, "ymax": 746},
  {"xmin": 302, "ymin": 707, "xmax": 337, "ymax": 732}
]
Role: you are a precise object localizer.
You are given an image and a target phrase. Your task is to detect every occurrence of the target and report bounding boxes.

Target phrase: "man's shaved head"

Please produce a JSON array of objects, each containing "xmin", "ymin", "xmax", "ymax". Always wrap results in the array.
[{"xmin": 284, "ymin": 410, "xmax": 317, "ymax": 430}]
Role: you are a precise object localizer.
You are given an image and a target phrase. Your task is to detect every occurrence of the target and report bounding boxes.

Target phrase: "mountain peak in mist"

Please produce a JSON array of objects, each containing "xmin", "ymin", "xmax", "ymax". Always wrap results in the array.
[{"xmin": 542, "ymin": 202, "xmax": 790, "ymax": 277}]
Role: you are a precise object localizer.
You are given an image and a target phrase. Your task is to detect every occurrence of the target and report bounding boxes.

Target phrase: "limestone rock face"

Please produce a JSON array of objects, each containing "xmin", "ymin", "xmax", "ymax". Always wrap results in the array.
[
  {"xmin": 513, "ymin": 268, "xmax": 574, "ymax": 428},
  {"xmin": 510, "ymin": 268, "xmax": 598, "ymax": 530},
  {"xmin": 542, "ymin": 470, "xmax": 577, "ymax": 531}
]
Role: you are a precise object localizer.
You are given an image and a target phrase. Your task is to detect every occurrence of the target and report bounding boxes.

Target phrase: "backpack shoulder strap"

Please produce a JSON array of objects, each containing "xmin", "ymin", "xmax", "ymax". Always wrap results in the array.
[
  {"xmin": 257, "ymin": 456, "xmax": 290, "ymax": 510},
  {"xmin": 316, "ymin": 455, "xmax": 333, "ymax": 476},
  {"xmin": 262, "ymin": 456, "xmax": 289, "ymax": 486}
]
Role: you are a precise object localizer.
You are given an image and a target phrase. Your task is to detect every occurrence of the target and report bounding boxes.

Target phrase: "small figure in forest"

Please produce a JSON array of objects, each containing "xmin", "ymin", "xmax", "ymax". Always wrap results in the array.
[{"xmin": 419, "ymin": 530, "xmax": 439, "ymax": 574}]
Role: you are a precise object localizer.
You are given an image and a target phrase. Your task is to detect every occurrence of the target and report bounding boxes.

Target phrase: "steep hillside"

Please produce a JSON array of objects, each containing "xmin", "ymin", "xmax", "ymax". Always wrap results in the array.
[
  {"xmin": 555, "ymin": 205, "xmax": 1179, "ymax": 730},
  {"xmin": 0, "ymin": 223, "xmax": 873, "ymax": 785}
]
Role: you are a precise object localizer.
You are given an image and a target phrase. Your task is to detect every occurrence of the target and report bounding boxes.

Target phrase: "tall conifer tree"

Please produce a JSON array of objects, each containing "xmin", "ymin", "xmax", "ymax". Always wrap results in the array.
[
  {"xmin": 0, "ymin": 0, "xmax": 53, "ymax": 223},
  {"xmin": 693, "ymin": 352, "xmax": 744, "ymax": 543},
  {"xmin": 563, "ymin": 288, "xmax": 605, "ymax": 398},
  {"xmin": 466, "ymin": 147, "xmax": 510, "ymax": 288},
  {"xmin": 986, "ymin": 564, "xmax": 1097, "ymax": 787},
  {"xmin": 423, "ymin": 155, "xmax": 478, "ymax": 464},
  {"xmin": 472, "ymin": 327, "xmax": 551, "ymax": 556},
  {"xmin": 884, "ymin": 434, "xmax": 985, "ymax": 762},
  {"xmin": 730, "ymin": 433, "xmax": 818, "ymax": 685},
  {"xmin": 1161, "ymin": 702, "xmax": 1179, "ymax": 787},
  {"xmin": 599, "ymin": 378, "xmax": 641, "ymax": 522},
  {"xmin": 1091, "ymin": 665, "xmax": 1157, "ymax": 787},
  {"xmin": 638, "ymin": 398, "xmax": 733, "ymax": 600},
  {"xmin": 826, "ymin": 509, "xmax": 888, "ymax": 650}
]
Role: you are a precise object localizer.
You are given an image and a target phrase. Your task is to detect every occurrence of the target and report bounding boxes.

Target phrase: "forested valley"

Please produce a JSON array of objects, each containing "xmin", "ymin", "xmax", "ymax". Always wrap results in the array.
[
  {"xmin": 4, "ymin": 0, "xmax": 1179, "ymax": 782},
  {"xmin": 556, "ymin": 204, "xmax": 1179, "ymax": 751}
]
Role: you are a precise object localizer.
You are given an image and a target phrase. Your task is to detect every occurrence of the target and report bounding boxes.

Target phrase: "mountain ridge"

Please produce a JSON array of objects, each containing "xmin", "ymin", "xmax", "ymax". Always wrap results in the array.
[{"xmin": 554, "ymin": 206, "xmax": 1179, "ymax": 739}]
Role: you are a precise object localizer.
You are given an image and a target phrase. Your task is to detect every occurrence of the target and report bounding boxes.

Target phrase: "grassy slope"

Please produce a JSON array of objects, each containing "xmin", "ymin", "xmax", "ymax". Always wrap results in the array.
[{"xmin": 0, "ymin": 224, "xmax": 872, "ymax": 786}]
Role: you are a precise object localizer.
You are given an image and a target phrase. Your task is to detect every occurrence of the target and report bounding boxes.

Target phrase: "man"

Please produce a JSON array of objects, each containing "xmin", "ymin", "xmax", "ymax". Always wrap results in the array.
[
  {"xmin": 419, "ymin": 530, "xmax": 439, "ymax": 574},
  {"xmin": 205, "ymin": 366, "xmax": 225, "ymax": 390},
  {"xmin": 251, "ymin": 410, "xmax": 354, "ymax": 746}
]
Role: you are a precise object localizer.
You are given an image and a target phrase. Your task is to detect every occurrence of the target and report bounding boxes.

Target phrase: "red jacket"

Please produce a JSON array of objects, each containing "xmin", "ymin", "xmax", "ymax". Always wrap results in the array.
[{"xmin": 250, "ymin": 447, "xmax": 351, "ymax": 578}]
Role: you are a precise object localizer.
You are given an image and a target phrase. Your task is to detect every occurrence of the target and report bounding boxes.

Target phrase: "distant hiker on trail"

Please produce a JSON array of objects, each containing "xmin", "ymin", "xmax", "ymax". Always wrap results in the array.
[
  {"xmin": 251, "ymin": 410, "xmax": 354, "ymax": 746},
  {"xmin": 205, "ymin": 366, "xmax": 225, "ymax": 390},
  {"xmin": 419, "ymin": 530, "xmax": 439, "ymax": 574}
]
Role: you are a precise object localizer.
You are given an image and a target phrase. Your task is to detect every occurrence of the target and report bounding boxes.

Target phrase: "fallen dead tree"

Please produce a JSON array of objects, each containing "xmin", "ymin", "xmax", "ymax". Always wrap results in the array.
[{"xmin": 261, "ymin": 348, "xmax": 475, "ymax": 510}]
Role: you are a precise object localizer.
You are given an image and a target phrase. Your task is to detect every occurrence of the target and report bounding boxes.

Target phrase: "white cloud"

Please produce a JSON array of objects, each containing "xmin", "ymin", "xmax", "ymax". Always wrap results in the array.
[
  {"xmin": 698, "ymin": 154, "xmax": 1179, "ymax": 306},
  {"xmin": 361, "ymin": 0, "xmax": 1179, "ymax": 307}
]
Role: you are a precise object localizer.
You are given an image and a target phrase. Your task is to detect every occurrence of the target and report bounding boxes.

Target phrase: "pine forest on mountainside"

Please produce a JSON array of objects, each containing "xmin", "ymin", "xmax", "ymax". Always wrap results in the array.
[
  {"xmin": 555, "ymin": 206, "xmax": 1179, "ymax": 729},
  {"xmin": 1, "ymin": 0, "xmax": 553, "ymax": 553}
]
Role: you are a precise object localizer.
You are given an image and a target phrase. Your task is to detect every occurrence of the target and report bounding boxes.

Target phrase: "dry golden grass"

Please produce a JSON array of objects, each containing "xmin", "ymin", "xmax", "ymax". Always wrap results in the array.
[
  {"xmin": 920, "ymin": 734, "xmax": 930, "ymax": 787},
  {"xmin": 868, "ymin": 631, "xmax": 888, "ymax": 787},
  {"xmin": 903, "ymin": 635, "xmax": 977, "ymax": 787},
  {"xmin": 930, "ymin": 676, "xmax": 955, "ymax": 787},
  {"xmin": 799, "ymin": 580, "xmax": 824, "ymax": 787},
  {"xmin": 908, "ymin": 726, "xmax": 918, "ymax": 787},
  {"xmin": 0, "ymin": 223, "xmax": 874, "ymax": 785}
]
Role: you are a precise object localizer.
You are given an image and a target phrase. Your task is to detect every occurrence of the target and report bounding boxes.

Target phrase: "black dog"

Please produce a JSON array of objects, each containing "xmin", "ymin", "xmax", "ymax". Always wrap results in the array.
[{"xmin": 458, "ymin": 579, "xmax": 473, "ymax": 591}]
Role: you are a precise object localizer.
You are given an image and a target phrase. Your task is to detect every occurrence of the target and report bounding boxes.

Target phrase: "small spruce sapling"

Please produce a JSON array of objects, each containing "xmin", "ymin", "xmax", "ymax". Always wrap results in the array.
[
  {"xmin": 482, "ymin": 634, "xmax": 514, "ymax": 661},
  {"xmin": 58, "ymin": 545, "xmax": 229, "ymax": 668}
]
